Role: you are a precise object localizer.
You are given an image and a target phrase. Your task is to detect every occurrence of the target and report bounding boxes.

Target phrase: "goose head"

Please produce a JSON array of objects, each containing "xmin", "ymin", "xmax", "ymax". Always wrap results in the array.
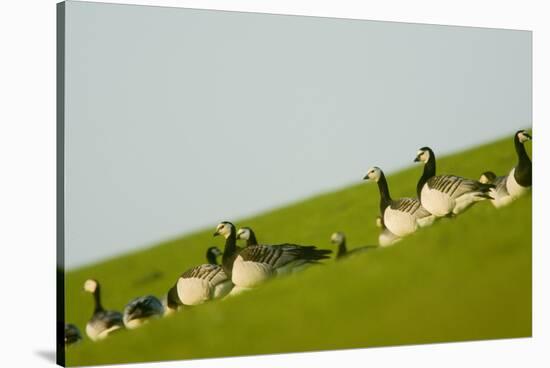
[
  {"xmin": 83, "ymin": 279, "xmax": 99, "ymax": 293},
  {"xmin": 206, "ymin": 246, "xmax": 222, "ymax": 257},
  {"xmin": 414, "ymin": 147, "xmax": 433, "ymax": 164},
  {"xmin": 516, "ymin": 130, "xmax": 532, "ymax": 143},
  {"xmin": 330, "ymin": 231, "xmax": 346, "ymax": 246},
  {"xmin": 213, "ymin": 221, "xmax": 235, "ymax": 239},
  {"xmin": 363, "ymin": 166, "xmax": 382, "ymax": 182},
  {"xmin": 236, "ymin": 227, "xmax": 252, "ymax": 241},
  {"xmin": 479, "ymin": 171, "xmax": 497, "ymax": 184}
]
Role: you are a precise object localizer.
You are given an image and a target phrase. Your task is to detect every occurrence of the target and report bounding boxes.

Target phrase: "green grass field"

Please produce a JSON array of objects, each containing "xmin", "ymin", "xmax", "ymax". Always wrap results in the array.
[{"xmin": 65, "ymin": 135, "xmax": 532, "ymax": 366}]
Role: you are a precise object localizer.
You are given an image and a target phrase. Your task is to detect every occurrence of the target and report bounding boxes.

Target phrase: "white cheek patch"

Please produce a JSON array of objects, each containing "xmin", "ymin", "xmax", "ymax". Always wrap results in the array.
[
  {"xmin": 518, "ymin": 132, "xmax": 530, "ymax": 143},
  {"xmin": 84, "ymin": 280, "xmax": 96, "ymax": 292}
]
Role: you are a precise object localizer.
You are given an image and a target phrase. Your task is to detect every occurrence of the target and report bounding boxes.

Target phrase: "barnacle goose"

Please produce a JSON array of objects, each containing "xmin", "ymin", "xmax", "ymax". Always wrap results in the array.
[
  {"xmin": 214, "ymin": 221, "xmax": 332, "ymax": 289},
  {"xmin": 164, "ymin": 244, "xmax": 232, "ymax": 311},
  {"xmin": 364, "ymin": 167, "xmax": 435, "ymax": 237},
  {"xmin": 123, "ymin": 295, "xmax": 164, "ymax": 329},
  {"xmin": 206, "ymin": 246, "xmax": 223, "ymax": 265},
  {"xmin": 236, "ymin": 227, "xmax": 259, "ymax": 247},
  {"xmin": 330, "ymin": 232, "xmax": 376, "ymax": 259},
  {"xmin": 505, "ymin": 130, "xmax": 532, "ymax": 197},
  {"xmin": 376, "ymin": 216, "xmax": 402, "ymax": 247},
  {"xmin": 64, "ymin": 323, "xmax": 82, "ymax": 346},
  {"xmin": 83, "ymin": 279, "xmax": 125, "ymax": 341},
  {"xmin": 479, "ymin": 130, "xmax": 532, "ymax": 208},
  {"xmin": 414, "ymin": 147, "xmax": 494, "ymax": 217}
]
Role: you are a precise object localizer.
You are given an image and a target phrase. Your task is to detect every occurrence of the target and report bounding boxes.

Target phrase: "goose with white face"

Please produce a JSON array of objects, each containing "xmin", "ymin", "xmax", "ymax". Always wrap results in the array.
[
  {"xmin": 330, "ymin": 232, "xmax": 345, "ymax": 246},
  {"xmin": 517, "ymin": 130, "xmax": 532, "ymax": 143},
  {"xmin": 236, "ymin": 228, "xmax": 251, "ymax": 241},
  {"xmin": 83, "ymin": 279, "xmax": 98, "ymax": 293},
  {"xmin": 414, "ymin": 149, "xmax": 430, "ymax": 163},
  {"xmin": 363, "ymin": 167, "xmax": 382, "ymax": 182},
  {"xmin": 213, "ymin": 221, "xmax": 234, "ymax": 239}
]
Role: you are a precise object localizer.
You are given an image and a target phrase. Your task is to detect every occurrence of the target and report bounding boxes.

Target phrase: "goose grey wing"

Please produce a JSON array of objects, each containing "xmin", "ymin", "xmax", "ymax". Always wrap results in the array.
[
  {"xmin": 390, "ymin": 198, "xmax": 431, "ymax": 218},
  {"xmin": 493, "ymin": 175, "xmax": 509, "ymax": 196},
  {"xmin": 124, "ymin": 296, "xmax": 164, "ymax": 318},
  {"xmin": 427, "ymin": 175, "xmax": 492, "ymax": 199},
  {"xmin": 180, "ymin": 264, "xmax": 229, "ymax": 286},
  {"xmin": 91, "ymin": 310, "xmax": 124, "ymax": 330},
  {"xmin": 240, "ymin": 244, "xmax": 331, "ymax": 268}
]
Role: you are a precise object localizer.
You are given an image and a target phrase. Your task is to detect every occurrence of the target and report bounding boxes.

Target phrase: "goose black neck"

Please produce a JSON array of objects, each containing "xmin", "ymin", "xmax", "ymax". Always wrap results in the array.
[
  {"xmin": 206, "ymin": 251, "xmax": 218, "ymax": 265},
  {"xmin": 417, "ymin": 151, "xmax": 436, "ymax": 198},
  {"xmin": 221, "ymin": 229, "xmax": 238, "ymax": 274},
  {"xmin": 514, "ymin": 135, "xmax": 531, "ymax": 167},
  {"xmin": 514, "ymin": 134, "xmax": 532, "ymax": 186},
  {"xmin": 337, "ymin": 240, "xmax": 347, "ymax": 259},
  {"xmin": 93, "ymin": 287, "xmax": 104, "ymax": 313},
  {"xmin": 377, "ymin": 172, "xmax": 392, "ymax": 214},
  {"xmin": 246, "ymin": 232, "xmax": 258, "ymax": 247},
  {"xmin": 166, "ymin": 285, "xmax": 181, "ymax": 309}
]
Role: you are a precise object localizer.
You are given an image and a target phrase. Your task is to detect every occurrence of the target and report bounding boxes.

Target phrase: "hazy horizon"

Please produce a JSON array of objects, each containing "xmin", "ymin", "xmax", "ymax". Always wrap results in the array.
[{"xmin": 63, "ymin": 2, "xmax": 531, "ymax": 269}]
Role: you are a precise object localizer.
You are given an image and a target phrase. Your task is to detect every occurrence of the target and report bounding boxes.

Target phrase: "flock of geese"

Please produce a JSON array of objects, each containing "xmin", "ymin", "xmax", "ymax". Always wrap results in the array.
[{"xmin": 65, "ymin": 129, "xmax": 532, "ymax": 346}]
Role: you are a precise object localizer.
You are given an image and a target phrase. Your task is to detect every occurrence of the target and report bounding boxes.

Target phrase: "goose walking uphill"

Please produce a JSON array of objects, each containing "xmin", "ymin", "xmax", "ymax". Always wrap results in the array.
[
  {"xmin": 414, "ymin": 147, "xmax": 494, "ymax": 217},
  {"xmin": 214, "ymin": 221, "xmax": 332, "ymax": 290},
  {"xmin": 330, "ymin": 232, "xmax": 376, "ymax": 259},
  {"xmin": 376, "ymin": 216, "xmax": 401, "ymax": 247},
  {"xmin": 123, "ymin": 295, "xmax": 164, "ymax": 329},
  {"xmin": 479, "ymin": 130, "xmax": 532, "ymax": 208},
  {"xmin": 83, "ymin": 279, "xmax": 125, "ymax": 341},
  {"xmin": 364, "ymin": 167, "xmax": 435, "ymax": 238}
]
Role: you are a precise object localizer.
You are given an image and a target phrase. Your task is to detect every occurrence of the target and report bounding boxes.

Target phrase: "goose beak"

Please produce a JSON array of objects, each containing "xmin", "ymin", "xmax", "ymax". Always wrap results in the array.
[
  {"xmin": 213, "ymin": 231, "xmax": 219, "ymax": 237},
  {"xmin": 525, "ymin": 133, "xmax": 532, "ymax": 140},
  {"xmin": 414, "ymin": 156, "xmax": 420, "ymax": 162},
  {"xmin": 362, "ymin": 174, "xmax": 369, "ymax": 180}
]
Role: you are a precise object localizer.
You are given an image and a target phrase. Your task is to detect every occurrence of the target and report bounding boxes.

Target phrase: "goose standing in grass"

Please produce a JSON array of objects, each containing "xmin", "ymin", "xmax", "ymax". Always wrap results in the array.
[
  {"xmin": 123, "ymin": 295, "xmax": 164, "ymax": 329},
  {"xmin": 64, "ymin": 323, "xmax": 82, "ymax": 346},
  {"xmin": 236, "ymin": 227, "xmax": 259, "ymax": 247},
  {"xmin": 206, "ymin": 246, "xmax": 223, "ymax": 265},
  {"xmin": 414, "ymin": 147, "xmax": 494, "ymax": 217},
  {"xmin": 83, "ymin": 279, "xmax": 124, "ymax": 341},
  {"xmin": 479, "ymin": 130, "xmax": 532, "ymax": 208},
  {"xmin": 376, "ymin": 216, "xmax": 401, "ymax": 247},
  {"xmin": 330, "ymin": 232, "xmax": 376, "ymax": 259},
  {"xmin": 364, "ymin": 167, "xmax": 435, "ymax": 237},
  {"xmin": 214, "ymin": 221, "xmax": 331, "ymax": 289}
]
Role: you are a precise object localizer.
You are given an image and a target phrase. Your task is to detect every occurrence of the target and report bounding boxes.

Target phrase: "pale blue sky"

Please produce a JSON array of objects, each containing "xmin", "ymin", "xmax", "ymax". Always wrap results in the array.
[{"xmin": 64, "ymin": 1, "xmax": 531, "ymax": 268}]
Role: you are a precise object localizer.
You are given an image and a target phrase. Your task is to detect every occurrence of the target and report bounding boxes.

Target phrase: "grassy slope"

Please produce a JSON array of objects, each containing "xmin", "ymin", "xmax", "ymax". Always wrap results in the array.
[{"xmin": 65, "ymin": 135, "xmax": 532, "ymax": 366}]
